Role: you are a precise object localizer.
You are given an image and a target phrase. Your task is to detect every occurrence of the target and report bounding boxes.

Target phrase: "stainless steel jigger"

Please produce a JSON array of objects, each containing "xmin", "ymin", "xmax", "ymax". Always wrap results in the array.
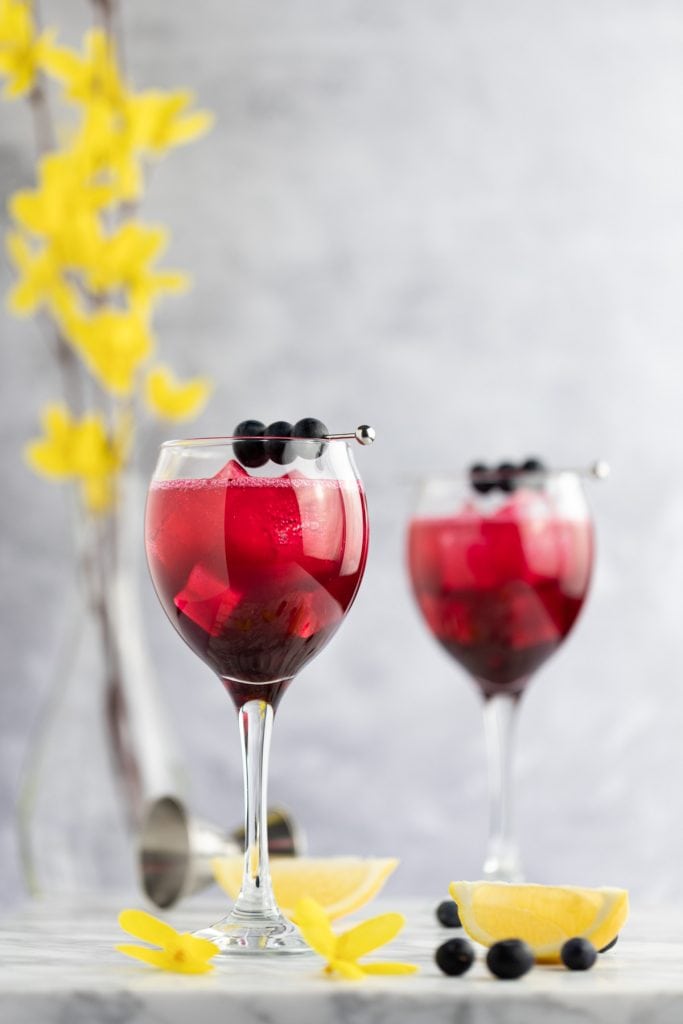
[{"xmin": 138, "ymin": 796, "xmax": 302, "ymax": 909}]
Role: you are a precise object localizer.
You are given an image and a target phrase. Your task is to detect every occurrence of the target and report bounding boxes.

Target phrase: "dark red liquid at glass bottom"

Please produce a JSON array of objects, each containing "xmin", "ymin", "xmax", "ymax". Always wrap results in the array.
[
  {"xmin": 408, "ymin": 511, "xmax": 593, "ymax": 698},
  {"xmin": 146, "ymin": 463, "xmax": 368, "ymax": 709}
]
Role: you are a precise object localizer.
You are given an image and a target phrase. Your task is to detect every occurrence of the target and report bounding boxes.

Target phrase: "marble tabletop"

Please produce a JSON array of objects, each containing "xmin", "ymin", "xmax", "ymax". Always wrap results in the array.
[{"xmin": 0, "ymin": 898, "xmax": 682, "ymax": 1023}]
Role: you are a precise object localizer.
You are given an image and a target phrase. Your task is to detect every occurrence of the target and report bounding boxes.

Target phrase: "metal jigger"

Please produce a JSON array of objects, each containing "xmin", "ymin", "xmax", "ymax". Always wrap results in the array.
[{"xmin": 138, "ymin": 796, "xmax": 302, "ymax": 909}]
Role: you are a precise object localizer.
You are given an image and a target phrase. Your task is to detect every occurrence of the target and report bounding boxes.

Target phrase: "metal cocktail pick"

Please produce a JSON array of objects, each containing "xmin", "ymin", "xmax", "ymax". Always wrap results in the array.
[
  {"xmin": 325, "ymin": 425, "xmax": 376, "ymax": 445},
  {"xmin": 138, "ymin": 797, "xmax": 303, "ymax": 909}
]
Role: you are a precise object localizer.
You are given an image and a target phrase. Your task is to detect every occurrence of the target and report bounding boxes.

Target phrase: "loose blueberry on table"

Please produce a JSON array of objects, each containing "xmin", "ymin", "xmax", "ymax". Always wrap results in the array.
[
  {"xmin": 486, "ymin": 939, "xmax": 534, "ymax": 979},
  {"xmin": 561, "ymin": 938, "xmax": 597, "ymax": 971},
  {"xmin": 435, "ymin": 938, "xmax": 475, "ymax": 976},
  {"xmin": 436, "ymin": 899, "xmax": 461, "ymax": 928}
]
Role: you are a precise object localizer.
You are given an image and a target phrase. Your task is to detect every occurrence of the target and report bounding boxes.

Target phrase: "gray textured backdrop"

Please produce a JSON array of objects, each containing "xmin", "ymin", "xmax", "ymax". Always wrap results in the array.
[{"xmin": 2, "ymin": 0, "xmax": 682, "ymax": 909}]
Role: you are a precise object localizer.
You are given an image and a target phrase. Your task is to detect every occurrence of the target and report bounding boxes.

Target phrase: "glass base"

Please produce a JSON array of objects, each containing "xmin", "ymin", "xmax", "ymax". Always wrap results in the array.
[
  {"xmin": 483, "ymin": 847, "xmax": 524, "ymax": 883},
  {"xmin": 195, "ymin": 908, "xmax": 311, "ymax": 955}
]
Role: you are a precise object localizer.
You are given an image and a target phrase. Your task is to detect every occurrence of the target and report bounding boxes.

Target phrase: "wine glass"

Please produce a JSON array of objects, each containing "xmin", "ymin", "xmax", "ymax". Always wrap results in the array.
[
  {"xmin": 407, "ymin": 463, "xmax": 595, "ymax": 881},
  {"xmin": 145, "ymin": 433, "xmax": 369, "ymax": 952}
]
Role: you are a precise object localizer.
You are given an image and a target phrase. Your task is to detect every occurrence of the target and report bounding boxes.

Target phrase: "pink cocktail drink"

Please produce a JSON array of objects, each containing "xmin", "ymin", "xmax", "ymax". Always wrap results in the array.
[
  {"xmin": 408, "ymin": 493, "xmax": 593, "ymax": 698},
  {"xmin": 407, "ymin": 465, "xmax": 597, "ymax": 881},
  {"xmin": 146, "ymin": 461, "xmax": 368, "ymax": 709}
]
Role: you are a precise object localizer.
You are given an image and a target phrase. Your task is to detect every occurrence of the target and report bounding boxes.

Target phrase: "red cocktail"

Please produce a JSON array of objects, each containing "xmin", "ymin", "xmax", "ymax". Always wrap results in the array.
[
  {"xmin": 408, "ymin": 500, "xmax": 592, "ymax": 698},
  {"xmin": 147, "ymin": 463, "xmax": 367, "ymax": 708},
  {"xmin": 145, "ymin": 432, "xmax": 370, "ymax": 953},
  {"xmin": 407, "ymin": 465, "xmax": 595, "ymax": 881}
]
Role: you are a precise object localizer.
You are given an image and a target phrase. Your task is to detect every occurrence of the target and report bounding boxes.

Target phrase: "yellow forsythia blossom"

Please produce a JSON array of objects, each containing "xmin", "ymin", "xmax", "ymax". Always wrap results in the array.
[
  {"xmin": 26, "ymin": 404, "xmax": 125, "ymax": 513},
  {"xmin": 83, "ymin": 222, "xmax": 188, "ymax": 309},
  {"xmin": 40, "ymin": 28, "xmax": 125, "ymax": 109},
  {"xmin": 0, "ymin": 0, "xmax": 52, "ymax": 98},
  {"xmin": 125, "ymin": 90, "xmax": 214, "ymax": 156},
  {"xmin": 117, "ymin": 910, "xmax": 219, "ymax": 974},
  {"xmin": 144, "ymin": 365, "xmax": 212, "ymax": 422},
  {"xmin": 5, "ymin": 230, "xmax": 75, "ymax": 316},
  {"xmin": 68, "ymin": 306, "xmax": 154, "ymax": 397},
  {"xmin": 294, "ymin": 898, "xmax": 418, "ymax": 980}
]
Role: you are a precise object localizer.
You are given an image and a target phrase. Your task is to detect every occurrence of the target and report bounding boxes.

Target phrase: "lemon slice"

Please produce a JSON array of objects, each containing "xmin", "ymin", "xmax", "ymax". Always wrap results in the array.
[
  {"xmin": 213, "ymin": 856, "xmax": 399, "ymax": 921},
  {"xmin": 449, "ymin": 880, "xmax": 629, "ymax": 963}
]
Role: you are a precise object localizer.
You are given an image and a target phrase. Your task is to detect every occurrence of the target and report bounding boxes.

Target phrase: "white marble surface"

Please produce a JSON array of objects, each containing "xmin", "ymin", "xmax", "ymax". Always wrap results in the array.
[{"xmin": 1, "ymin": 899, "xmax": 682, "ymax": 1023}]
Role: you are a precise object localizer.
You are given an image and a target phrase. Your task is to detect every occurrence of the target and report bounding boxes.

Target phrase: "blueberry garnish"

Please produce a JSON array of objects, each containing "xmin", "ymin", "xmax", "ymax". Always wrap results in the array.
[
  {"xmin": 233, "ymin": 419, "xmax": 268, "ymax": 468},
  {"xmin": 266, "ymin": 420, "xmax": 294, "ymax": 465},
  {"xmin": 435, "ymin": 937, "xmax": 475, "ymax": 976},
  {"xmin": 521, "ymin": 457, "xmax": 546, "ymax": 474},
  {"xmin": 496, "ymin": 462, "xmax": 517, "ymax": 494},
  {"xmin": 292, "ymin": 417, "xmax": 328, "ymax": 460},
  {"xmin": 436, "ymin": 899, "xmax": 461, "ymax": 928},
  {"xmin": 485, "ymin": 939, "xmax": 534, "ymax": 979},
  {"xmin": 560, "ymin": 937, "xmax": 597, "ymax": 971},
  {"xmin": 469, "ymin": 462, "xmax": 495, "ymax": 495},
  {"xmin": 598, "ymin": 934, "xmax": 618, "ymax": 953}
]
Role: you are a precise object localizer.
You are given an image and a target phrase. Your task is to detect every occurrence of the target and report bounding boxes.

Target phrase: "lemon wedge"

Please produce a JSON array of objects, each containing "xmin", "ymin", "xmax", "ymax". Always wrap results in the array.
[
  {"xmin": 449, "ymin": 880, "xmax": 629, "ymax": 963},
  {"xmin": 213, "ymin": 856, "xmax": 399, "ymax": 921}
]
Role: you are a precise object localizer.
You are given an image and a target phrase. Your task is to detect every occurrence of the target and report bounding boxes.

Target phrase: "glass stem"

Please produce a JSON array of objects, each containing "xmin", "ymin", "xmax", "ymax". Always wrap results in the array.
[
  {"xmin": 482, "ymin": 691, "xmax": 523, "ymax": 881},
  {"xmin": 233, "ymin": 699, "xmax": 278, "ymax": 918}
]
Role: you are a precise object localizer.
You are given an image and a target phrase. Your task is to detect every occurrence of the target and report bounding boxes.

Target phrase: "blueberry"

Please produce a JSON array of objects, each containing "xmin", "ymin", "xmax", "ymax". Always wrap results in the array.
[
  {"xmin": 292, "ymin": 417, "xmax": 329, "ymax": 460},
  {"xmin": 435, "ymin": 937, "xmax": 475, "ymax": 976},
  {"xmin": 561, "ymin": 937, "xmax": 597, "ymax": 971},
  {"xmin": 486, "ymin": 939, "xmax": 534, "ymax": 979},
  {"xmin": 233, "ymin": 419, "xmax": 268, "ymax": 468},
  {"xmin": 521, "ymin": 457, "xmax": 546, "ymax": 474},
  {"xmin": 496, "ymin": 462, "xmax": 517, "ymax": 494},
  {"xmin": 469, "ymin": 462, "xmax": 495, "ymax": 495},
  {"xmin": 436, "ymin": 899, "xmax": 461, "ymax": 928},
  {"xmin": 599, "ymin": 935, "xmax": 618, "ymax": 953},
  {"xmin": 266, "ymin": 421, "xmax": 294, "ymax": 465}
]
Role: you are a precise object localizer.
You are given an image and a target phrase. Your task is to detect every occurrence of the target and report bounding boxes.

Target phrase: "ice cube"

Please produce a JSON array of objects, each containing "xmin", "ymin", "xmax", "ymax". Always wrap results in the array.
[
  {"xmin": 174, "ymin": 563, "xmax": 241, "ymax": 637},
  {"xmin": 213, "ymin": 458, "xmax": 249, "ymax": 481},
  {"xmin": 286, "ymin": 587, "xmax": 342, "ymax": 639}
]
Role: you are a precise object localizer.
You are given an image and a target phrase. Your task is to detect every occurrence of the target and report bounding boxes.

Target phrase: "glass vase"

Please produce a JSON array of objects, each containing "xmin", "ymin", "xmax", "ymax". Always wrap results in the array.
[{"xmin": 17, "ymin": 470, "xmax": 185, "ymax": 898}]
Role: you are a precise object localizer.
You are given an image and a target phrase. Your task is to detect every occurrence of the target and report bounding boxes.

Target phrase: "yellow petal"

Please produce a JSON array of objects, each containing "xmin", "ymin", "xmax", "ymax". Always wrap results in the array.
[
  {"xmin": 161, "ymin": 110, "xmax": 214, "ymax": 150},
  {"xmin": 115, "ymin": 944, "xmax": 214, "ymax": 974},
  {"xmin": 25, "ymin": 438, "xmax": 71, "ymax": 478},
  {"xmin": 293, "ymin": 898, "xmax": 337, "ymax": 959},
  {"xmin": 328, "ymin": 958, "xmax": 365, "ymax": 981},
  {"xmin": 176, "ymin": 932, "xmax": 220, "ymax": 960},
  {"xmin": 360, "ymin": 962, "xmax": 419, "ymax": 975},
  {"xmin": 336, "ymin": 913, "xmax": 405, "ymax": 962},
  {"xmin": 144, "ymin": 365, "xmax": 212, "ymax": 421},
  {"xmin": 118, "ymin": 909, "xmax": 180, "ymax": 948}
]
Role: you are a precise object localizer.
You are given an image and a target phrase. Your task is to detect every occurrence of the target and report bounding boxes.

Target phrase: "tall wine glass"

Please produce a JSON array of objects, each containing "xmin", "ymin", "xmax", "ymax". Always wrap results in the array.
[
  {"xmin": 145, "ymin": 434, "xmax": 369, "ymax": 952},
  {"xmin": 407, "ymin": 465, "xmax": 594, "ymax": 881}
]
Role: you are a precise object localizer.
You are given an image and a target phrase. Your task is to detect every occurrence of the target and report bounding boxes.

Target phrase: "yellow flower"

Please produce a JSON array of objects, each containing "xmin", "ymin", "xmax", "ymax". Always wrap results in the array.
[
  {"xmin": 41, "ymin": 28, "xmax": 125, "ymax": 110},
  {"xmin": 9, "ymin": 150, "xmax": 109, "ymax": 261},
  {"xmin": 0, "ymin": 0, "xmax": 52, "ymax": 98},
  {"xmin": 68, "ymin": 305, "xmax": 154, "ymax": 396},
  {"xmin": 84, "ymin": 221, "xmax": 188, "ymax": 308},
  {"xmin": 117, "ymin": 909, "xmax": 219, "ymax": 974},
  {"xmin": 69, "ymin": 96, "xmax": 142, "ymax": 202},
  {"xmin": 294, "ymin": 898, "xmax": 418, "ymax": 980},
  {"xmin": 5, "ymin": 230, "xmax": 76, "ymax": 316},
  {"xmin": 145, "ymin": 364, "xmax": 212, "ymax": 422},
  {"xmin": 126, "ymin": 89, "xmax": 214, "ymax": 156},
  {"xmin": 26, "ymin": 403, "xmax": 124, "ymax": 513}
]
